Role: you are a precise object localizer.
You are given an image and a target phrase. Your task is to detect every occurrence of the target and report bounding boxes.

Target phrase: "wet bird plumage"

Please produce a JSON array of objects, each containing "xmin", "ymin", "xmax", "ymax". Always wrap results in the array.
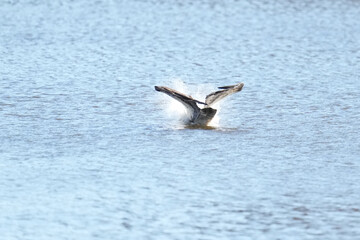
[{"xmin": 155, "ymin": 83, "xmax": 244, "ymax": 126}]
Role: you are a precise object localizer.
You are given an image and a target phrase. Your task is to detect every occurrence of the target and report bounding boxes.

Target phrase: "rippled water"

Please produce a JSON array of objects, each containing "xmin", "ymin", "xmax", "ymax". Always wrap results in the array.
[{"xmin": 1, "ymin": 0, "xmax": 360, "ymax": 239}]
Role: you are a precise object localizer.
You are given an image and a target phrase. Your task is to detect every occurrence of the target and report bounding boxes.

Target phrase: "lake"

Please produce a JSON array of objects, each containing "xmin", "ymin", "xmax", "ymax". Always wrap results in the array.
[{"xmin": 1, "ymin": 0, "xmax": 359, "ymax": 239}]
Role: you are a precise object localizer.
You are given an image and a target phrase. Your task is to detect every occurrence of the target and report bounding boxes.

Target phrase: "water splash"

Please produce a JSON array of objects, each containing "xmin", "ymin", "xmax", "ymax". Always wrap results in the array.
[
  {"xmin": 156, "ymin": 78, "xmax": 222, "ymax": 128},
  {"xmin": 160, "ymin": 78, "xmax": 189, "ymax": 122}
]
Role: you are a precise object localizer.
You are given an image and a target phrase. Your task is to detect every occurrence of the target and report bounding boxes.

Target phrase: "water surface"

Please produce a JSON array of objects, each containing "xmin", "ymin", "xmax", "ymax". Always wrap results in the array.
[{"xmin": 1, "ymin": 0, "xmax": 360, "ymax": 239}]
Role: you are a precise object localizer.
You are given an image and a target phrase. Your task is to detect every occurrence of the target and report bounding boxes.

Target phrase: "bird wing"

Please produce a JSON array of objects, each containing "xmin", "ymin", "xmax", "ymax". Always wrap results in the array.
[
  {"xmin": 205, "ymin": 82, "xmax": 244, "ymax": 107},
  {"xmin": 155, "ymin": 86, "xmax": 205, "ymax": 119}
]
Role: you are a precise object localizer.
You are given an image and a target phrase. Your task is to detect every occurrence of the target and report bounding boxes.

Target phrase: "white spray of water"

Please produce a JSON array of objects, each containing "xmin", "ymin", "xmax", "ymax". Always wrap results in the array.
[
  {"xmin": 163, "ymin": 79, "xmax": 190, "ymax": 122},
  {"xmin": 156, "ymin": 78, "xmax": 222, "ymax": 127}
]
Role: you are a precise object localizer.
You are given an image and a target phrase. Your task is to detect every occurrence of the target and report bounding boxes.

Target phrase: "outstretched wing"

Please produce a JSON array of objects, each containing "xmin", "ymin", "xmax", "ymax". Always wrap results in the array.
[
  {"xmin": 155, "ymin": 86, "xmax": 206, "ymax": 119},
  {"xmin": 205, "ymin": 82, "xmax": 244, "ymax": 107}
]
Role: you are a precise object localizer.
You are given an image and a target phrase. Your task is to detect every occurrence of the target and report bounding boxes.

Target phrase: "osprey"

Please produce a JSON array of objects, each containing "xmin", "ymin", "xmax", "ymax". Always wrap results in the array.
[{"xmin": 155, "ymin": 82, "xmax": 244, "ymax": 126}]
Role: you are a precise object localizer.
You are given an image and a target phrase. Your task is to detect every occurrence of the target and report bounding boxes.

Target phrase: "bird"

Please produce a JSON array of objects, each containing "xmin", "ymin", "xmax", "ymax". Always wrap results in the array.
[{"xmin": 154, "ymin": 82, "xmax": 244, "ymax": 126}]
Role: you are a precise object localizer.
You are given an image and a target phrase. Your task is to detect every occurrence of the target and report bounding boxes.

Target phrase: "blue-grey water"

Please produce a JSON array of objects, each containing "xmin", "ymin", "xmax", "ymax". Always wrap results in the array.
[{"xmin": 1, "ymin": 0, "xmax": 360, "ymax": 239}]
